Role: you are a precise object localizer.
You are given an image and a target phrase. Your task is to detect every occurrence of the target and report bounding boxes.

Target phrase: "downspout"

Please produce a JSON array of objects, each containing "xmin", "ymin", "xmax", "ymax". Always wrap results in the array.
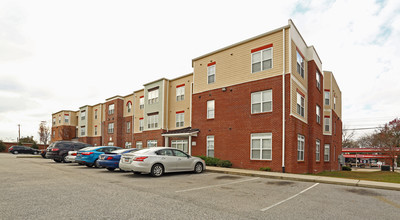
[{"xmin": 282, "ymin": 28, "xmax": 286, "ymax": 173}]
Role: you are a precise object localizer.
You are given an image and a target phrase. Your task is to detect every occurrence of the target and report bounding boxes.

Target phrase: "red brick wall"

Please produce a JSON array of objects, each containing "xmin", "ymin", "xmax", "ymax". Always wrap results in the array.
[
  {"xmin": 133, "ymin": 129, "xmax": 165, "ymax": 148},
  {"xmin": 122, "ymin": 116, "xmax": 133, "ymax": 147},
  {"xmin": 192, "ymin": 76, "xmax": 285, "ymax": 172},
  {"xmin": 2, "ymin": 142, "xmax": 48, "ymax": 152},
  {"xmin": 78, "ymin": 136, "xmax": 102, "ymax": 146},
  {"xmin": 102, "ymin": 99, "xmax": 124, "ymax": 147},
  {"xmin": 51, "ymin": 125, "xmax": 76, "ymax": 141}
]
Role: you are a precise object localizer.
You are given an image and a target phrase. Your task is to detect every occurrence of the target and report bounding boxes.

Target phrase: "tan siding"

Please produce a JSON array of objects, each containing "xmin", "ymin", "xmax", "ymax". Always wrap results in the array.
[
  {"xmin": 193, "ymin": 30, "xmax": 288, "ymax": 94},
  {"xmin": 291, "ymin": 80, "xmax": 308, "ymax": 121},
  {"xmin": 133, "ymin": 90, "xmax": 144, "ymax": 133},
  {"xmin": 91, "ymin": 104, "xmax": 102, "ymax": 137},
  {"xmin": 291, "ymin": 41, "xmax": 308, "ymax": 89},
  {"xmin": 167, "ymin": 74, "xmax": 193, "ymax": 129},
  {"xmin": 123, "ymin": 94, "xmax": 134, "ymax": 117}
]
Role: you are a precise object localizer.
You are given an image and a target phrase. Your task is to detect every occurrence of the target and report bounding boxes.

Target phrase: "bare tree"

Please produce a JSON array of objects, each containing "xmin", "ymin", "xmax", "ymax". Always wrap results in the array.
[
  {"xmin": 38, "ymin": 121, "xmax": 50, "ymax": 145},
  {"xmin": 372, "ymin": 118, "xmax": 400, "ymax": 172},
  {"xmin": 342, "ymin": 125, "xmax": 357, "ymax": 148}
]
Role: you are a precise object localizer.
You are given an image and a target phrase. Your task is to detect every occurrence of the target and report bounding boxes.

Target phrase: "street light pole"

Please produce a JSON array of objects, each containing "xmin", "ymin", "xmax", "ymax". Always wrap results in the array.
[{"xmin": 18, "ymin": 124, "xmax": 21, "ymax": 142}]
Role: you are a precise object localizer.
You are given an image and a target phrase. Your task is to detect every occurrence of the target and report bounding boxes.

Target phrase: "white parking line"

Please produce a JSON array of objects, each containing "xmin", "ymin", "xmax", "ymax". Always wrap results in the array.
[
  {"xmin": 260, "ymin": 183, "xmax": 319, "ymax": 212},
  {"xmin": 176, "ymin": 177, "xmax": 260, "ymax": 193}
]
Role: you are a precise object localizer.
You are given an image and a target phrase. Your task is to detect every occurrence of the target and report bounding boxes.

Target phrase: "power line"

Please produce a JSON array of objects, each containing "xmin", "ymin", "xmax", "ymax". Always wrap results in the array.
[{"xmin": 343, "ymin": 127, "xmax": 383, "ymax": 131}]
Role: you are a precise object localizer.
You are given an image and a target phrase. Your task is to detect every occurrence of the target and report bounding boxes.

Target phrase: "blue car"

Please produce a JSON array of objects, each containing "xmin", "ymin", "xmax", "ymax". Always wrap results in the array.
[
  {"xmin": 98, "ymin": 148, "xmax": 139, "ymax": 171},
  {"xmin": 75, "ymin": 146, "xmax": 121, "ymax": 168}
]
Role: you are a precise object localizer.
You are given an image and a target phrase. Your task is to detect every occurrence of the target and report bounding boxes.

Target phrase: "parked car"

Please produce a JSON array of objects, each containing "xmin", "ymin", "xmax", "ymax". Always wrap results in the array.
[
  {"xmin": 98, "ymin": 148, "xmax": 139, "ymax": 171},
  {"xmin": 64, "ymin": 150, "xmax": 82, "ymax": 163},
  {"xmin": 75, "ymin": 146, "xmax": 121, "ymax": 168},
  {"xmin": 46, "ymin": 141, "xmax": 92, "ymax": 163},
  {"xmin": 8, "ymin": 146, "xmax": 40, "ymax": 155},
  {"xmin": 119, "ymin": 147, "xmax": 206, "ymax": 177}
]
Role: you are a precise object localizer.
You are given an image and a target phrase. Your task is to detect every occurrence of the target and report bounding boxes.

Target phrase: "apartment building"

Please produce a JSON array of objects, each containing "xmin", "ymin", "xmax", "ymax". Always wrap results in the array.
[
  {"xmin": 52, "ymin": 110, "xmax": 78, "ymax": 141},
  {"xmin": 51, "ymin": 20, "xmax": 342, "ymax": 174},
  {"xmin": 189, "ymin": 20, "xmax": 341, "ymax": 173}
]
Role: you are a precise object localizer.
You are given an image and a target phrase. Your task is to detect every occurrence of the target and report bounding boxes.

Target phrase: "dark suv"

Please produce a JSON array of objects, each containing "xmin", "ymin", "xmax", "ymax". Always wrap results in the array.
[
  {"xmin": 46, "ymin": 141, "xmax": 91, "ymax": 163},
  {"xmin": 9, "ymin": 146, "xmax": 40, "ymax": 155}
]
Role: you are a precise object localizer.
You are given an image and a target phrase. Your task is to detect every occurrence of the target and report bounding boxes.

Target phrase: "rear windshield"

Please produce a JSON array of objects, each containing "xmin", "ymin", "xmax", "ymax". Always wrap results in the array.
[{"xmin": 133, "ymin": 149, "xmax": 152, "ymax": 155}]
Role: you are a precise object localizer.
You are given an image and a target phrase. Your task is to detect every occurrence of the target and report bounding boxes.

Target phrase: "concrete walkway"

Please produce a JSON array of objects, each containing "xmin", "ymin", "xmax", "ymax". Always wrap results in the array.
[{"xmin": 206, "ymin": 166, "xmax": 400, "ymax": 191}]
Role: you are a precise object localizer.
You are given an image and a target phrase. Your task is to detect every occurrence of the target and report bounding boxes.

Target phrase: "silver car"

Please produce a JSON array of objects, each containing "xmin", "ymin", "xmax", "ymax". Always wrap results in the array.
[{"xmin": 119, "ymin": 147, "xmax": 206, "ymax": 177}]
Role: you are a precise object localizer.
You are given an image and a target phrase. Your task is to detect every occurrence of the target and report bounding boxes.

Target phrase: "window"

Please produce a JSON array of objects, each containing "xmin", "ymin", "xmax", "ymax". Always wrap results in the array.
[
  {"xmin": 147, "ymin": 140, "xmax": 157, "ymax": 148},
  {"xmin": 297, "ymin": 92, "xmax": 305, "ymax": 117},
  {"xmin": 251, "ymin": 46, "xmax": 272, "ymax": 73},
  {"xmin": 251, "ymin": 133, "xmax": 272, "ymax": 160},
  {"xmin": 176, "ymin": 112, "xmax": 184, "ymax": 127},
  {"xmin": 64, "ymin": 115, "xmax": 69, "ymax": 123},
  {"xmin": 126, "ymin": 122, "xmax": 131, "ymax": 133},
  {"xmin": 207, "ymin": 64, "xmax": 216, "ymax": 84},
  {"xmin": 136, "ymin": 141, "xmax": 143, "ymax": 149},
  {"xmin": 325, "ymin": 117, "xmax": 330, "ymax": 132},
  {"xmin": 171, "ymin": 140, "xmax": 188, "ymax": 153},
  {"xmin": 148, "ymin": 89, "xmax": 159, "ymax": 104},
  {"xmin": 125, "ymin": 142, "xmax": 132, "ymax": 148},
  {"xmin": 108, "ymin": 104, "xmax": 114, "ymax": 115},
  {"xmin": 94, "ymin": 126, "xmax": 98, "ymax": 135},
  {"xmin": 139, "ymin": 97, "xmax": 144, "ymax": 109},
  {"xmin": 324, "ymin": 91, "xmax": 330, "ymax": 105},
  {"xmin": 108, "ymin": 142, "xmax": 114, "ymax": 146},
  {"xmin": 59, "ymin": 116, "xmax": 61, "ymax": 123},
  {"xmin": 316, "ymin": 140, "xmax": 320, "ymax": 162},
  {"xmin": 316, "ymin": 105, "xmax": 321, "ymax": 124},
  {"xmin": 52, "ymin": 130, "xmax": 55, "ymax": 137},
  {"xmin": 251, "ymin": 90, "xmax": 272, "ymax": 114},
  {"xmin": 95, "ymin": 110, "xmax": 98, "ymax": 119},
  {"xmin": 80, "ymin": 126, "xmax": 85, "ymax": 136},
  {"xmin": 127, "ymin": 102, "xmax": 132, "ymax": 113},
  {"xmin": 207, "ymin": 100, "xmax": 215, "ymax": 119},
  {"xmin": 207, "ymin": 136, "xmax": 214, "ymax": 157},
  {"xmin": 324, "ymin": 144, "xmax": 330, "ymax": 161},
  {"xmin": 108, "ymin": 123, "xmax": 114, "ymax": 134},
  {"xmin": 297, "ymin": 50, "xmax": 305, "ymax": 78},
  {"xmin": 316, "ymin": 71, "xmax": 321, "ymax": 89},
  {"xmin": 139, "ymin": 118, "xmax": 144, "ymax": 131},
  {"xmin": 176, "ymin": 85, "xmax": 185, "ymax": 101},
  {"xmin": 147, "ymin": 114, "xmax": 158, "ymax": 129},
  {"xmin": 334, "ymin": 96, "xmax": 336, "ymax": 109},
  {"xmin": 53, "ymin": 118, "xmax": 56, "ymax": 125},
  {"xmin": 297, "ymin": 134, "xmax": 305, "ymax": 161},
  {"xmin": 81, "ymin": 111, "xmax": 86, "ymax": 121}
]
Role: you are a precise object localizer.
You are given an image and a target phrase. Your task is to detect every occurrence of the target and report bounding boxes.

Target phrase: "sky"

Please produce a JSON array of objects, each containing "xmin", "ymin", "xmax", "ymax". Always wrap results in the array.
[{"xmin": 0, "ymin": 0, "xmax": 399, "ymax": 142}]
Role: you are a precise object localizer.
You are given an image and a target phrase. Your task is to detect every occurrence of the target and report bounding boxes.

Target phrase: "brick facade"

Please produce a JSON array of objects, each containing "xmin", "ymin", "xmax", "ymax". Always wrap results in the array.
[
  {"xmin": 51, "ymin": 125, "xmax": 76, "ymax": 142},
  {"xmin": 102, "ymin": 99, "xmax": 124, "ymax": 147}
]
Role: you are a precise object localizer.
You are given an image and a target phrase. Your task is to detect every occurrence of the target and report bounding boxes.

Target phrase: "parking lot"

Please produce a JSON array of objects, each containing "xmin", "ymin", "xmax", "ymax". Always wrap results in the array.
[{"xmin": 1, "ymin": 153, "xmax": 399, "ymax": 219}]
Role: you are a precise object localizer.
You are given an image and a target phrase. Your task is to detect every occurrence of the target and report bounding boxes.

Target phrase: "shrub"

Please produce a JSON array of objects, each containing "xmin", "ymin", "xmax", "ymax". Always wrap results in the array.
[
  {"xmin": 259, "ymin": 167, "xmax": 272, "ymax": 172},
  {"xmin": 31, "ymin": 142, "xmax": 39, "ymax": 149},
  {"xmin": 0, "ymin": 140, "xmax": 5, "ymax": 152},
  {"xmin": 342, "ymin": 166, "xmax": 351, "ymax": 171},
  {"xmin": 217, "ymin": 160, "xmax": 232, "ymax": 168}
]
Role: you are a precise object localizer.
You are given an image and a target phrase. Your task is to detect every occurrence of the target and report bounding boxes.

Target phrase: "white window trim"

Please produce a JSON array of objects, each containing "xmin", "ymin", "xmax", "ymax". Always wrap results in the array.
[
  {"xmin": 206, "ymin": 135, "xmax": 214, "ymax": 157},
  {"xmin": 147, "ymin": 140, "xmax": 157, "ymax": 148},
  {"xmin": 108, "ymin": 104, "xmax": 115, "ymax": 115},
  {"xmin": 297, "ymin": 92, "xmax": 305, "ymax": 117},
  {"xmin": 316, "ymin": 105, "xmax": 321, "ymax": 124},
  {"xmin": 171, "ymin": 140, "xmax": 188, "ymax": 153},
  {"xmin": 296, "ymin": 51, "xmax": 305, "ymax": 78},
  {"xmin": 316, "ymin": 139, "xmax": 320, "ymax": 162},
  {"xmin": 207, "ymin": 64, "xmax": 216, "ymax": 84},
  {"xmin": 175, "ymin": 112, "xmax": 184, "ymax": 128},
  {"xmin": 324, "ymin": 144, "xmax": 330, "ymax": 162},
  {"xmin": 207, "ymin": 100, "xmax": 215, "ymax": 119},
  {"xmin": 108, "ymin": 123, "xmax": 114, "ymax": 134},
  {"xmin": 251, "ymin": 47, "xmax": 273, "ymax": 73},
  {"xmin": 139, "ymin": 97, "xmax": 144, "ymax": 109},
  {"xmin": 176, "ymin": 86, "xmax": 185, "ymax": 101},
  {"xmin": 297, "ymin": 134, "xmax": 305, "ymax": 161},
  {"xmin": 251, "ymin": 90, "xmax": 272, "ymax": 114},
  {"xmin": 250, "ymin": 133, "xmax": 272, "ymax": 160}
]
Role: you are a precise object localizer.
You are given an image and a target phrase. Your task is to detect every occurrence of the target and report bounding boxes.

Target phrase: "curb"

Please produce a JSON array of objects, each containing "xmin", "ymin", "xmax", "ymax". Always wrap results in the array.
[{"xmin": 206, "ymin": 167, "xmax": 400, "ymax": 191}]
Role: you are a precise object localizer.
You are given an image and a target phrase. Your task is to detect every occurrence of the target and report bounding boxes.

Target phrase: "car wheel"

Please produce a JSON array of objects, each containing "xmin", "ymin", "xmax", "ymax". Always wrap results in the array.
[
  {"xmin": 133, "ymin": 171, "xmax": 141, "ymax": 175},
  {"xmin": 194, "ymin": 162, "xmax": 203, "ymax": 174},
  {"xmin": 61, "ymin": 154, "xmax": 68, "ymax": 163},
  {"xmin": 54, "ymin": 159, "xmax": 61, "ymax": 163},
  {"xmin": 86, "ymin": 163, "xmax": 93, "ymax": 168},
  {"xmin": 107, "ymin": 167, "xmax": 115, "ymax": 171},
  {"xmin": 13, "ymin": 151, "xmax": 18, "ymax": 154},
  {"xmin": 151, "ymin": 164, "xmax": 164, "ymax": 177},
  {"xmin": 93, "ymin": 160, "xmax": 100, "ymax": 168}
]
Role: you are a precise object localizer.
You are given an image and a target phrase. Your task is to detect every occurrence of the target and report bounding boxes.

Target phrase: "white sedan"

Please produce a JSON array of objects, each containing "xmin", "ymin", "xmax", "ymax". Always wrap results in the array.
[{"xmin": 119, "ymin": 147, "xmax": 206, "ymax": 177}]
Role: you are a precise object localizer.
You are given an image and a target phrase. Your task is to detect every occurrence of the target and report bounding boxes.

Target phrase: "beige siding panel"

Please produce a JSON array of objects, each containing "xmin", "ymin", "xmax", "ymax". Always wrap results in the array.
[
  {"xmin": 291, "ymin": 41, "xmax": 308, "ymax": 89},
  {"xmin": 91, "ymin": 104, "xmax": 102, "ymax": 137},
  {"xmin": 133, "ymin": 90, "xmax": 144, "ymax": 134},
  {"xmin": 291, "ymin": 79, "xmax": 308, "ymax": 121},
  {"xmin": 193, "ymin": 30, "xmax": 287, "ymax": 94},
  {"xmin": 167, "ymin": 74, "xmax": 193, "ymax": 130},
  {"xmin": 123, "ymin": 94, "xmax": 134, "ymax": 117}
]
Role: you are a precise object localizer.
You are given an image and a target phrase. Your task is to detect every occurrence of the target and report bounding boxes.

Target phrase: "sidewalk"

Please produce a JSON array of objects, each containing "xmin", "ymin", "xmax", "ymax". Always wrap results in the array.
[{"xmin": 206, "ymin": 166, "xmax": 400, "ymax": 191}]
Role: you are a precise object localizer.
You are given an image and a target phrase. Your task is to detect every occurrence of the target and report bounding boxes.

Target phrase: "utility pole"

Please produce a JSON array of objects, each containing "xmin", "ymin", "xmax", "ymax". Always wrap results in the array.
[{"xmin": 18, "ymin": 124, "xmax": 21, "ymax": 142}]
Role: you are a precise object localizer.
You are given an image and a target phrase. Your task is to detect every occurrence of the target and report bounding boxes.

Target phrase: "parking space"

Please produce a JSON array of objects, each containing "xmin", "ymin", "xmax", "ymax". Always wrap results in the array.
[{"xmin": 1, "ymin": 153, "xmax": 400, "ymax": 219}]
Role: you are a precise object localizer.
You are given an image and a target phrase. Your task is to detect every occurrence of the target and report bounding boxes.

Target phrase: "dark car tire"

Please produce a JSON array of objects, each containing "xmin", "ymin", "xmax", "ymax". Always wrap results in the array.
[
  {"xmin": 107, "ymin": 168, "xmax": 115, "ymax": 171},
  {"xmin": 150, "ymin": 163, "xmax": 164, "ymax": 177},
  {"xmin": 93, "ymin": 160, "xmax": 100, "ymax": 168},
  {"xmin": 61, "ymin": 154, "xmax": 69, "ymax": 163},
  {"xmin": 86, "ymin": 163, "xmax": 93, "ymax": 168},
  {"xmin": 54, "ymin": 159, "xmax": 62, "ymax": 163},
  {"xmin": 194, "ymin": 162, "xmax": 203, "ymax": 174},
  {"xmin": 133, "ymin": 171, "xmax": 141, "ymax": 175}
]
